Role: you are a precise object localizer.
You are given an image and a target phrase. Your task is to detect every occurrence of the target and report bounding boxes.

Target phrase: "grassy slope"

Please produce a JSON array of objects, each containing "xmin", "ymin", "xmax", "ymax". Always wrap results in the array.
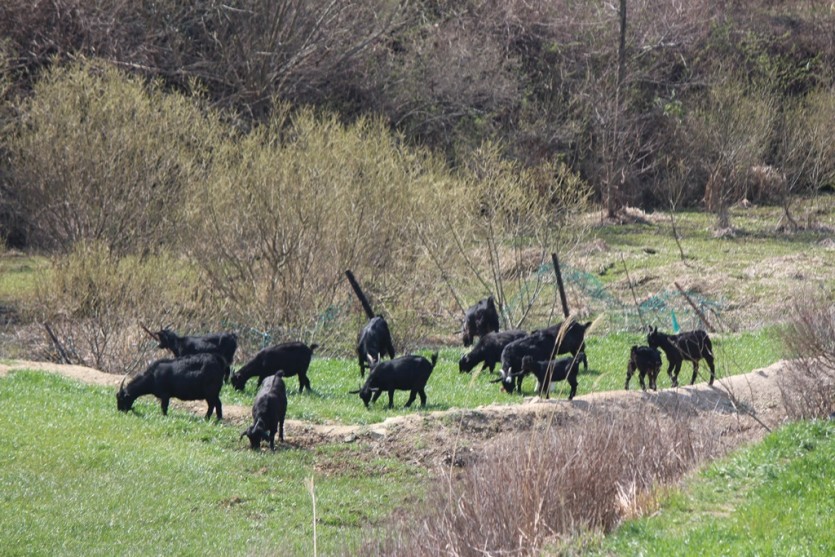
[
  {"xmin": 580, "ymin": 203, "xmax": 835, "ymax": 331},
  {"xmin": 587, "ymin": 419, "xmax": 835, "ymax": 556},
  {"xmin": 0, "ymin": 371, "xmax": 425, "ymax": 557}
]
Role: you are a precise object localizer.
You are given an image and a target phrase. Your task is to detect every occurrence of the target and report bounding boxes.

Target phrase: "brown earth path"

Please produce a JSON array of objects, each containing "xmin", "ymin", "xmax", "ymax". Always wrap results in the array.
[{"xmin": 0, "ymin": 358, "xmax": 797, "ymax": 467}]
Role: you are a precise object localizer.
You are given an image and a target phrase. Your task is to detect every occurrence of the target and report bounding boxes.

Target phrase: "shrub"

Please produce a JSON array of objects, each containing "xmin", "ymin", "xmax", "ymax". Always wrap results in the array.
[
  {"xmin": 7, "ymin": 60, "xmax": 224, "ymax": 254},
  {"xmin": 780, "ymin": 291, "xmax": 835, "ymax": 420},
  {"xmin": 359, "ymin": 404, "xmax": 724, "ymax": 556},
  {"xmin": 29, "ymin": 241, "xmax": 203, "ymax": 372},
  {"xmin": 185, "ymin": 104, "xmax": 472, "ymax": 343}
]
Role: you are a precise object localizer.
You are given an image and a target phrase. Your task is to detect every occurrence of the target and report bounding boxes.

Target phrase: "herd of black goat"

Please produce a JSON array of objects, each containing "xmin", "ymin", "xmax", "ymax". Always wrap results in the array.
[{"xmin": 116, "ymin": 296, "xmax": 716, "ymax": 451}]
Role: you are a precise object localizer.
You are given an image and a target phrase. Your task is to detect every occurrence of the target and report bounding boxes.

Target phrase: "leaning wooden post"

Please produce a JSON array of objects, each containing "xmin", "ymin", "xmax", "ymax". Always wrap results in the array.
[
  {"xmin": 345, "ymin": 270, "xmax": 375, "ymax": 319},
  {"xmin": 551, "ymin": 253, "xmax": 570, "ymax": 318}
]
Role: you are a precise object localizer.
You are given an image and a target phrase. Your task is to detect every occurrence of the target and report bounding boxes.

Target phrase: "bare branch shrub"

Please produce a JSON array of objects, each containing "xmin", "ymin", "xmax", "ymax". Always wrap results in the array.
[
  {"xmin": 185, "ymin": 103, "xmax": 471, "ymax": 347},
  {"xmin": 780, "ymin": 291, "xmax": 835, "ymax": 420},
  {"xmin": 158, "ymin": 0, "xmax": 405, "ymax": 118},
  {"xmin": 774, "ymin": 89, "xmax": 835, "ymax": 230},
  {"xmin": 359, "ymin": 403, "xmax": 724, "ymax": 557},
  {"xmin": 8, "ymin": 61, "xmax": 224, "ymax": 254},
  {"xmin": 447, "ymin": 143, "xmax": 592, "ymax": 329},
  {"xmin": 29, "ymin": 241, "xmax": 204, "ymax": 373},
  {"xmin": 687, "ymin": 81, "xmax": 776, "ymax": 230}
]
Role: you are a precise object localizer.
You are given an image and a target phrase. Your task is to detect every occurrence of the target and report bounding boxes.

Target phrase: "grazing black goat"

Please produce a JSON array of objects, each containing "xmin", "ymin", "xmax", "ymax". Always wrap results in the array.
[
  {"xmin": 462, "ymin": 296, "xmax": 501, "ymax": 347},
  {"xmin": 350, "ymin": 353, "xmax": 438, "ymax": 408},
  {"xmin": 231, "ymin": 341, "xmax": 318, "ymax": 393},
  {"xmin": 510, "ymin": 354, "xmax": 582, "ymax": 399},
  {"xmin": 624, "ymin": 345, "xmax": 663, "ymax": 391},
  {"xmin": 147, "ymin": 326, "xmax": 238, "ymax": 382},
  {"xmin": 646, "ymin": 326, "xmax": 716, "ymax": 387},
  {"xmin": 459, "ymin": 329, "xmax": 527, "ymax": 373},
  {"xmin": 532, "ymin": 320, "xmax": 592, "ymax": 370},
  {"xmin": 240, "ymin": 372, "xmax": 287, "ymax": 450},
  {"xmin": 116, "ymin": 353, "xmax": 226, "ymax": 419},
  {"xmin": 495, "ymin": 330, "xmax": 564, "ymax": 394},
  {"xmin": 356, "ymin": 316, "xmax": 396, "ymax": 377}
]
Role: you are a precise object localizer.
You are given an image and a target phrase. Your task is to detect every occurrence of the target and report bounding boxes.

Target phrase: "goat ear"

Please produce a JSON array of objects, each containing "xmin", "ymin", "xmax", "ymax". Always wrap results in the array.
[
  {"xmin": 489, "ymin": 377, "xmax": 502, "ymax": 383},
  {"xmin": 348, "ymin": 389, "xmax": 361, "ymax": 394}
]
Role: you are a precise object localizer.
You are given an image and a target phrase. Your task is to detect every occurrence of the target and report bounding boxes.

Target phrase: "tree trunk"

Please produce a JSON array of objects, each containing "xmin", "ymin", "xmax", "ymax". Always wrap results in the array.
[{"xmin": 607, "ymin": 0, "xmax": 628, "ymax": 219}]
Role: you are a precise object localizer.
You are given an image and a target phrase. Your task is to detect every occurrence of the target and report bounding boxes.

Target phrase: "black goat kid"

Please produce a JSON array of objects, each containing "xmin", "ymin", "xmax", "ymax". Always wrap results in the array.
[
  {"xmin": 350, "ymin": 353, "xmax": 438, "ymax": 409},
  {"xmin": 146, "ymin": 326, "xmax": 238, "ymax": 382},
  {"xmin": 462, "ymin": 296, "xmax": 501, "ymax": 347},
  {"xmin": 646, "ymin": 326, "xmax": 716, "ymax": 386},
  {"xmin": 231, "ymin": 341, "xmax": 318, "ymax": 393},
  {"xmin": 624, "ymin": 345, "xmax": 663, "ymax": 391},
  {"xmin": 116, "ymin": 353, "xmax": 227, "ymax": 419},
  {"xmin": 514, "ymin": 354, "xmax": 582, "ymax": 399},
  {"xmin": 356, "ymin": 316, "xmax": 396, "ymax": 377},
  {"xmin": 240, "ymin": 372, "xmax": 287, "ymax": 451},
  {"xmin": 459, "ymin": 330, "xmax": 527, "ymax": 373}
]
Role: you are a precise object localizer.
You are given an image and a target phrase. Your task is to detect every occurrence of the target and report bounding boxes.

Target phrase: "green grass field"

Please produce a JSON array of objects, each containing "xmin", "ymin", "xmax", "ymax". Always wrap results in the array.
[
  {"xmin": 219, "ymin": 326, "xmax": 787, "ymax": 424},
  {"xmin": 0, "ymin": 206, "xmax": 827, "ymax": 556},
  {"xmin": 0, "ymin": 324, "xmax": 787, "ymax": 556},
  {"xmin": 0, "ymin": 371, "xmax": 425, "ymax": 557},
  {"xmin": 586, "ymin": 418, "xmax": 835, "ymax": 556}
]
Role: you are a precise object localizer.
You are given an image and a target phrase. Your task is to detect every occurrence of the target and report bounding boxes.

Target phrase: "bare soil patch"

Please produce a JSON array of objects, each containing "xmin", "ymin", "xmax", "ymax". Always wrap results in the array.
[{"xmin": 0, "ymin": 359, "xmax": 796, "ymax": 469}]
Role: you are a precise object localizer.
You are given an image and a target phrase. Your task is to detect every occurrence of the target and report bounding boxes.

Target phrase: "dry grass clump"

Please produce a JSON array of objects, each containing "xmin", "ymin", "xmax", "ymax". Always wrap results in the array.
[
  {"xmin": 359, "ymin": 403, "xmax": 724, "ymax": 557},
  {"xmin": 780, "ymin": 292, "xmax": 835, "ymax": 420}
]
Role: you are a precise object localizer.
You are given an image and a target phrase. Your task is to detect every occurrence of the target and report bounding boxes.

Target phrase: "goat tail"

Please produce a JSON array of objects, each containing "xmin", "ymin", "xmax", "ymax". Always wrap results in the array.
[
  {"xmin": 704, "ymin": 336, "xmax": 715, "ymax": 358},
  {"xmin": 309, "ymin": 343, "xmax": 320, "ymax": 352},
  {"xmin": 429, "ymin": 351, "xmax": 439, "ymax": 368}
]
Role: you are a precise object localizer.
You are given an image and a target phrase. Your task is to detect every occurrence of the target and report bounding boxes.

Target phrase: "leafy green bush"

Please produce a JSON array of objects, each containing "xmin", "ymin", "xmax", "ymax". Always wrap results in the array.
[
  {"xmin": 8, "ymin": 60, "xmax": 224, "ymax": 254},
  {"xmin": 184, "ymin": 104, "xmax": 473, "ymax": 343}
]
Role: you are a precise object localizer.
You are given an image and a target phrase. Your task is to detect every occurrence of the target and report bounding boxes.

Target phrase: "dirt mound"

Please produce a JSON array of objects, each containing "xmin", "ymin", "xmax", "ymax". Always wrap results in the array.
[{"xmin": 0, "ymin": 358, "xmax": 797, "ymax": 467}]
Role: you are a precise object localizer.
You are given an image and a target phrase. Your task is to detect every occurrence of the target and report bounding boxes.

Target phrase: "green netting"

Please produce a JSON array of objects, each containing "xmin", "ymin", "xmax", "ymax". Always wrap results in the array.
[{"xmin": 516, "ymin": 262, "xmax": 726, "ymax": 334}]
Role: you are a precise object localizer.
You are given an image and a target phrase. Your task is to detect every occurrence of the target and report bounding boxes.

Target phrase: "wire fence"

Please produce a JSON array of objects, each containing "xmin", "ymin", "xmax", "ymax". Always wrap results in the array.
[
  {"xmin": 221, "ymin": 261, "xmax": 728, "ymax": 359},
  {"xmin": 503, "ymin": 261, "xmax": 727, "ymax": 334}
]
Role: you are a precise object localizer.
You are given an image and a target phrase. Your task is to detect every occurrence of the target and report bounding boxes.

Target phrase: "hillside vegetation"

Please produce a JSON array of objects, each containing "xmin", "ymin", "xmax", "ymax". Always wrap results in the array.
[
  {"xmin": 1, "ymin": 3, "xmax": 834, "ymax": 556},
  {"xmin": 0, "ymin": 2, "xmax": 834, "ymax": 364}
]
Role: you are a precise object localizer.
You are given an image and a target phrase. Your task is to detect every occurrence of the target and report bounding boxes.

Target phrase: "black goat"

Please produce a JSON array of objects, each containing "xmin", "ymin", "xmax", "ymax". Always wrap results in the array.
[
  {"xmin": 511, "ymin": 354, "xmax": 582, "ymax": 399},
  {"xmin": 494, "ymin": 330, "xmax": 563, "ymax": 394},
  {"xmin": 350, "ymin": 353, "xmax": 438, "ymax": 408},
  {"xmin": 459, "ymin": 329, "xmax": 527, "ymax": 373},
  {"xmin": 240, "ymin": 372, "xmax": 287, "ymax": 450},
  {"xmin": 462, "ymin": 296, "xmax": 501, "ymax": 347},
  {"xmin": 532, "ymin": 320, "xmax": 592, "ymax": 370},
  {"xmin": 624, "ymin": 345, "xmax": 663, "ymax": 391},
  {"xmin": 646, "ymin": 326, "xmax": 716, "ymax": 386},
  {"xmin": 148, "ymin": 326, "xmax": 238, "ymax": 382},
  {"xmin": 356, "ymin": 316, "xmax": 396, "ymax": 377},
  {"xmin": 116, "ymin": 353, "xmax": 226, "ymax": 419},
  {"xmin": 231, "ymin": 342, "xmax": 318, "ymax": 393}
]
